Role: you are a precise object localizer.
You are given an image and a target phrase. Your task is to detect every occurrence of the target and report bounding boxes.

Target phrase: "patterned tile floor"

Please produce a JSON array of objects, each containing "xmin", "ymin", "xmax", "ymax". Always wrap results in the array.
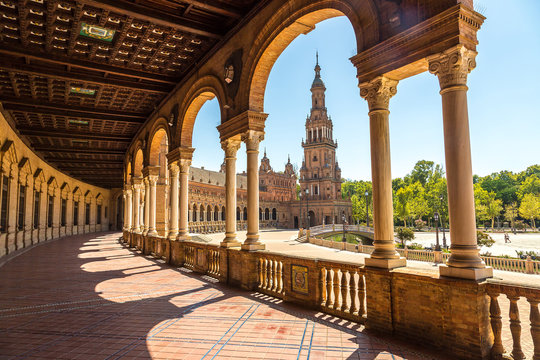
[{"xmin": 0, "ymin": 232, "xmax": 453, "ymax": 359}]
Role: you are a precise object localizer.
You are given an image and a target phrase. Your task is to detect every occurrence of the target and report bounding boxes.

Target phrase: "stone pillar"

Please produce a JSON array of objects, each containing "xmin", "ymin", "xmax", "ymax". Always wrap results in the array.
[
  {"xmin": 132, "ymin": 180, "xmax": 141, "ymax": 233},
  {"xmin": 168, "ymin": 163, "xmax": 179, "ymax": 240},
  {"xmin": 125, "ymin": 187, "xmax": 133, "ymax": 231},
  {"xmin": 177, "ymin": 159, "xmax": 191, "ymax": 240},
  {"xmin": 143, "ymin": 178, "xmax": 150, "ymax": 235},
  {"xmin": 428, "ymin": 45, "xmax": 492, "ymax": 280},
  {"xmin": 221, "ymin": 138, "xmax": 241, "ymax": 248},
  {"xmin": 241, "ymin": 130, "xmax": 265, "ymax": 251},
  {"xmin": 148, "ymin": 175, "xmax": 158, "ymax": 236},
  {"xmin": 360, "ymin": 76, "xmax": 406, "ymax": 269}
]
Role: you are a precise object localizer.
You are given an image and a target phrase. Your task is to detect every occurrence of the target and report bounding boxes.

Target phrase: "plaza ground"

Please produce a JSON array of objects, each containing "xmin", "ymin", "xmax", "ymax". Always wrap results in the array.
[{"xmin": 1, "ymin": 232, "xmax": 452, "ymax": 360}]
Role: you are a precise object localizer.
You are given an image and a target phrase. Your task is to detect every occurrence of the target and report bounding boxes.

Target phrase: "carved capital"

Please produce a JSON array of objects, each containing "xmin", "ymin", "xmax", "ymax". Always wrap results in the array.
[
  {"xmin": 179, "ymin": 159, "xmax": 191, "ymax": 174},
  {"xmin": 148, "ymin": 175, "xmax": 159, "ymax": 186},
  {"xmin": 241, "ymin": 130, "xmax": 264, "ymax": 152},
  {"xmin": 124, "ymin": 188, "xmax": 132, "ymax": 197},
  {"xmin": 221, "ymin": 138, "xmax": 241, "ymax": 159},
  {"xmin": 359, "ymin": 76, "xmax": 398, "ymax": 111},
  {"xmin": 428, "ymin": 45, "xmax": 477, "ymax": 90},
  {"xmin": 168, "ymin": 162, "xmax": 180, "ymax": 177}
]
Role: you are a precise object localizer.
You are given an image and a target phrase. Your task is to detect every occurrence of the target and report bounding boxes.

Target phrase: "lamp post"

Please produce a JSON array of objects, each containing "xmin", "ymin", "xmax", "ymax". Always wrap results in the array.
[
  {"xmin": 342, "ymin": 213, "xmax": 347, "ymax": 243},
  {"xmin": 440, "ymin": 196, "xmax": 447, "ymax": 248},
  {"xmin": 365, "ymin": 190, "xmax": 369, "ymax": 227},
  {"xmin": 434, "ymin": 212, "xmax": 440, "ymax": 251}
]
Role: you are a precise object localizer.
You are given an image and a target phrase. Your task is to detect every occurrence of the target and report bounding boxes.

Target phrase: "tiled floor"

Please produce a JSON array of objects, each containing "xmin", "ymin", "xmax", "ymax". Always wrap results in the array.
[{"xmin": 0, "ymin": 232, "xmax": 451, "ymax": 359}]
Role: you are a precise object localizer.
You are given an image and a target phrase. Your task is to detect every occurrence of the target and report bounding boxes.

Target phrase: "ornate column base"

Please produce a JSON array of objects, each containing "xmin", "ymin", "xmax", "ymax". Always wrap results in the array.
[
  {"xmin": 220, "ymin": 239, "xmax": 241, "ymax": 248},
  {"xmin": 365, "ymin": 257, "xmax": 406, "ymax": 270},
  {"xmin": 439, "ymin": 265, "xmax": 493, "ymax": 280},
  {"xmin": 241, "ymin": 242, "xmax": 265, "ymax": 251},
  {"xmin": 168, "ymin": 232, "xmax": 178, "ymax": 241},
  {"xmin": 147, "ymin": 230, "xmax": 158, "ymax": 236}
]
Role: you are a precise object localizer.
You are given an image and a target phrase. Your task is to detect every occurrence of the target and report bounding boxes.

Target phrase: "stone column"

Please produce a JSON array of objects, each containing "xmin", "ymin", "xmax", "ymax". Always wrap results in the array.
[
  {"xmin": 221, "ymin": 138, "xmax": 242, "ymax": 247},
  {"xmin": 178, "ymin": 159, "xmax": 191, "ymax": 240},
  {"xmin": 125, "ymin": 187, "xmax": 133, "ymax": 231},
  {"xmin": 148, "ymin": 176, "xmax": 158, "ymax": 236},
  {"xmin": 132, "ymin": 180, "xmax": 141, "ymax": 233},
  {"xmin": 428, "ymin": 45, "xmax": 492, "ymax": 280},
  {"xmin": 241, "ymin": 130, "xmax": 265, "ymax": 251},
  {"xmin": 360, "ymin": 76, "xmax": 405, "ymax": 269},
  {"xmin": 168, "ymin": 163, "xmax": 179, "ymax": 240},
  {"xmin": 143, "ymin": 178, "xmax": 150, "ymax": 235}
]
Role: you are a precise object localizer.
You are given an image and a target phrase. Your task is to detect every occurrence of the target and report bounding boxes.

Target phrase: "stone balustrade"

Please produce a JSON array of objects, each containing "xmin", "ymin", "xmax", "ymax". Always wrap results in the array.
[
  {"xmin": 487, "ymin": 282, "xmax": 540, "ymax": 359},
  {"xmin": 121, "ymin": 230, "xmax": 540, "ymax": 359}
]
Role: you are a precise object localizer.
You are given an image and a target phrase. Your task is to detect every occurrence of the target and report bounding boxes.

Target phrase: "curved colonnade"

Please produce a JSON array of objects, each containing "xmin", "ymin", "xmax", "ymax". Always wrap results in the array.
[{"xmin": 0, "ymin": 113, "xmax": 112, "ymax": 258}]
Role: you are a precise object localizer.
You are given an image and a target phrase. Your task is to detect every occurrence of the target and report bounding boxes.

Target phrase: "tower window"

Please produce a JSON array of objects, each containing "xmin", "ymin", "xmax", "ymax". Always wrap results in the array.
[{"xmin": 313, "ymin": 155, "xmax": 317, "ymax": 161}]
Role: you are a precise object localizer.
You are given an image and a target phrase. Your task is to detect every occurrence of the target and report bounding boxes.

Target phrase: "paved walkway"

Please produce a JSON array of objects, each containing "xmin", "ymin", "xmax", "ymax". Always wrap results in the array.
[{"xmin": 0, "ymin": 232, "xmax": 452, "ymax": 360}]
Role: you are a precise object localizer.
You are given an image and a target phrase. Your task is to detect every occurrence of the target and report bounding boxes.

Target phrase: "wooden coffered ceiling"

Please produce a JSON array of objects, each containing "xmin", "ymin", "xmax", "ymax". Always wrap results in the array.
[{"xmin": 0, "ymin": 0, "xmax": 259, "ymax": 188}]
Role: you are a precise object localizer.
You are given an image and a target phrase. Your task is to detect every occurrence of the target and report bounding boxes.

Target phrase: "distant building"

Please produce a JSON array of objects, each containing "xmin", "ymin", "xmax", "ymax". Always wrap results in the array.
[{"xmin": 186, "ymin": 56, "xmax": 351, "ymax": 231}]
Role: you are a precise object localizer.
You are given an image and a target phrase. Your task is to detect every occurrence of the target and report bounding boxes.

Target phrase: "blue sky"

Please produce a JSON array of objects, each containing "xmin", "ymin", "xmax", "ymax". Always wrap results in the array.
[{"xmin": 191, "ymin": 0, "xmax": 540, "ymax": 181}]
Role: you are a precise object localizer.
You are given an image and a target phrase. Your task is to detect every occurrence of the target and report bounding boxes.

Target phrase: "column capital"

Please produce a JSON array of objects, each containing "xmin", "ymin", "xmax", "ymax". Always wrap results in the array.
[
  {"xmin": 217, "ymin": 110, "xmax": 267, "ymax": 142},
  {"xmin": 168, "ymin": 162, "xmax": 180, "ymax": 177},
  {"xmin": 179, "ymin": 159, "xmax": 191, "ymax": 174},
  {"xmin": 428, "ymin": 45, "xmax": 477, "ymax": 91},
  {"xmin": 148, "ymin": 175, "xmax": 159, "ymax": 186},
  {"xmin": 221, "ymin": 138, "xmax": 242, "ymax": 158},
  {"xmin": 131, "ymin": 177, "xmax": 143, "ymax": 186},
  {"xmin": 359, "ymin": 76, "xmax": 398, "ymax": 111},
  {"xmin": 124, "ymin": 186, "xmax": 132, "ymax": 195},
  {"xmin": 241, "ymin": 130, "xmax": 264, "ymax": 152}
]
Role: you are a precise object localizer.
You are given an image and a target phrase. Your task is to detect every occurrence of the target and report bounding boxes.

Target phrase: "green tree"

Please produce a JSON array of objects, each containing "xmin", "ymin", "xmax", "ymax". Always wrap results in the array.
[
  {"xmin": 517, "ymin": 174, "xmax": 540, "ymax": 200},
  {"xmin": 395, "ymin": 226, "xmax": 415, "ymax": 247},
  {"xmin": 478, "ymin": 171, "xmax": 518, "ymax": 206},
  {"xmin": 408, "ymin": 182, "xmax": 429, "ymax": 221},
  {"xmin": 485, "ymin": 196, "xmax": 503, "ymax": 229},
  {"xmin": 474, "ymin": 183, "xmax": 490, "ymax": 225},
  {"xmin": 519, "ymin": 193, "xmax": 540, "ymax": 229},
  {"xmin": 395, "ymin": 186, "xmax": 412, "ymax": 227},
  {"xmin": 504, "ymin": 203, "xmax": 518, "ymax": 230}
]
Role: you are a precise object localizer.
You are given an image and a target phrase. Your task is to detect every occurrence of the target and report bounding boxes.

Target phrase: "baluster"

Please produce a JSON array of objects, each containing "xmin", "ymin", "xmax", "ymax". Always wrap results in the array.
[
  {"xmin": 263, "ymin": 259, "xmax": 269, "ymax": 289},
  {"xmin": 334, "ymin": 269, "xmax": 341, "ymax": 311},
  {"xmin": 277, "ymin": 262, "xmax": 283, "ymax": 293},
  {"xmin": 350, "ymin": 270, "xmax": 359, "ymax": 315},
  {"xmin": 358, "ymin": 274, "xmax": 366, "ymax": 316},
  {"xmin": 258, "ymin": 258, "xmax": 263, "ymax": 288},
  {"xmin": 272, "ymin": 260, "xmax": 278, "ymax": 292},
  {"xmin": 529, "ymin": 297, "xmax": 540, "ymax": 360},
  {"xmin": 489, "ymin": 292, "xmax": 504, "ymax": 358},
  {"xmin": 267, "ymin": 259, "xmax": 273, "ymax": 291},
  {"xmin": 507, "ymin": 295, "xmax": 525, "ymax": 360},
  {"xmin": 216, "ymin": 252, "xmax": 220, "ymax": 274},
  {"xmin": 342, "ymin": 270, "xmax": 350, "ymax": 313},
  {"xmin": 320, "ymin": 267, "xmax": 327, "ymax": 306},
  {"xmin": 326, "ymin": 269, "xmax": 334, "ymax": 308}
]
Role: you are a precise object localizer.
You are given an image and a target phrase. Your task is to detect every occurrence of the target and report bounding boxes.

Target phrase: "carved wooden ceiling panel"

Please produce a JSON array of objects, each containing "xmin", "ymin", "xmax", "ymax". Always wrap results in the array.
[{"xmin": 0, "ymin": 0, "xmax": 258, "ymax": 188}]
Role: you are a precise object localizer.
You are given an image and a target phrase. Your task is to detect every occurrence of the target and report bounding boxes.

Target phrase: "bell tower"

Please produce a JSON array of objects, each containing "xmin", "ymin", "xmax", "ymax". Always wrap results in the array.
[{"xmin": 299, "ymin": 54, "xmax": 342, "ymax": 201}]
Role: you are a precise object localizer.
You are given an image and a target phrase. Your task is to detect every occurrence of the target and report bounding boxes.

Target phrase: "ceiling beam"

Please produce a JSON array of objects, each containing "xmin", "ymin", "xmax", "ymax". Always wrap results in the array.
[
  {"xmin": 0, "ymin": 46, "xmax": 177, "ymax": 85},
  {"xmin": 2, "ymin": 98, "xmax": 147, "ymax": 119},
  {"xmin": 19, "ymin": 128, "xmax": 132, "ymax": 142},
  {"xmin": 177, "ymin": 0, "xmax": 242, "ymax": 18},
  {"xmin": 34, "ymin": 147, "xmax": 126, "ymax": 155},
  {"xmin": 79, "ymin": 0, "xmax": 223, "ymax": 39},
  {"xmin": 3, "ymin": 104, "xmax": 146, "ymax": 123},
  {"xmin": 44, "ymin": 158, "xmax": 124, "ymax": 164},
  {"xmin": 0, "ymin": 61, "xmax": 170, "ymax": 93}
]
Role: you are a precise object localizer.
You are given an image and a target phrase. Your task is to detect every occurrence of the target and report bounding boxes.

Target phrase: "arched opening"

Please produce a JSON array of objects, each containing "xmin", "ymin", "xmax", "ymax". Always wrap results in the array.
[
  {"xmin": 272, "ymin": 208, "xmax": 277, "ymax": 220},
  {"xmin": 199, "ymin": 204, "xmax": 204, "ymax": 222},
  {"xmin": 214, "ymin": 205, "xmax": 219, "ymax": 221},
  {"xmin": 309, "ymin": 210, "xmax": 316, "ymax": 227},
  {"xmin": 192, "ymin": 204, "xmax": 198, "ymax": 222},
  {"xmin": 133, "ymin": 148, "xmax": 143, "ymax": 178},
  {"xmin": 236, "ymin": 207, "xmax": 241, "ymax": 221},
  {"xmin": 221, "ymin": 206, "xmax": 226, "ymax": 221},
  {"xmin": 264, "ymin": 208, "xmax": 269, "ymax": 221},
  {"xmin": 243, "ymin": 207, "xmax": 247, "ymax": 221},
  {"xmin": 259, "ymin": 208, "xmax": 262, "ymax": 221},
  {"xmin": 148, "ymin": 127, "xmax": 169, "ymax": 236}
]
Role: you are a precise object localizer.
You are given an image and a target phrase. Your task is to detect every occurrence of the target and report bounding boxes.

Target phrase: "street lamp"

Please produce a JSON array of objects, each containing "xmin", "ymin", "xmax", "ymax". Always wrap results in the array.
[
  {"xmin": 434, "ymin": 212, "xmax": 440, "ymax": 251},
  {"xmin": 440, "ymin": 196, "xmax": 447, "ymax": 248},
  {"xmin": 342, "ymin": 213, "xmax": 347, "ymax": 243},
  {"xmin": 365, "ymin": 190, "xmax": 369, "ymax": 227}
]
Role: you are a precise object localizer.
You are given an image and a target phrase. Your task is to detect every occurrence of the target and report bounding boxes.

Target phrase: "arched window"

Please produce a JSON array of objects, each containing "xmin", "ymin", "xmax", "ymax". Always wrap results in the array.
[
  {"xmin": 259, "ymin": 208, "xmax": 262, "ymax": 220},
  {"xmin": 236, "ymin": 207, "xmax": 241, "ymax": 221},
  {"xmin": 199, "ymin": 204, "xmax": 204, "ymax": 222},
  {"xmin": 272, "ymin": 208, "xmax": 277, "ymax": 220},
  {"xmin": 214, "ymin": 205, "xmax": 219, "ymax": 221},
  {"xmin": 265, "ymin": 208, "xmax": 269, "ymax": 220},
  {"xmin": 192, "ymin": 204, "xmax": 198, "ymax": 222},
  {"xmin": 207, "ymin": 205, "xmax": 212, "ymax": 221},
  {"xmin": 221, "ymin": 206, "xmax": 225, "ymax": 221},
  {"xmin": 243, "ymin": 207, "xmax": 247, "ymax": 221}
]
